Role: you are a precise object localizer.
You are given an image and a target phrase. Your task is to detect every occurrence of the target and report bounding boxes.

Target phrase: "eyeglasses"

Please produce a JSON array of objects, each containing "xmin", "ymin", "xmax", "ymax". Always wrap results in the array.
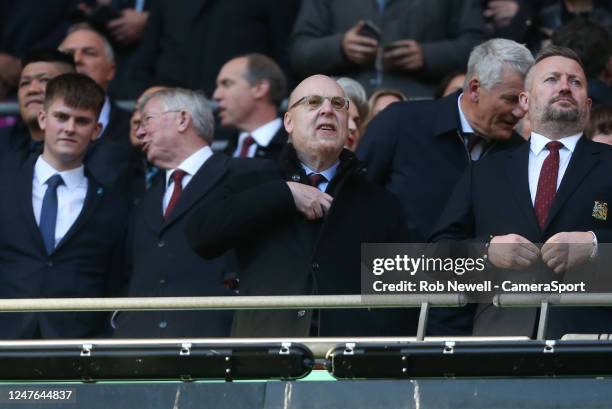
[
  {"xmin": 289, "ymin": 95, "xmax": 349, "ymax": 111},
  {"xmin": 140, "ymin": 110, "xmax": 181, "ymax": 128}
]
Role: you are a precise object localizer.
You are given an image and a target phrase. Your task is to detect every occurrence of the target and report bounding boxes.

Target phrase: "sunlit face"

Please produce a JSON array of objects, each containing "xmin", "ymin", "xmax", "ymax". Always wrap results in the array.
[
  {"xmin": 60, "ymin": 30, "xmax": 115, "ymax": 90},
  {"xmin": 38, "ymin": 98, "xmax": 100, "ymax": 171},
  {"xmin": 471, "ymin": 68, "xmax": 526, "ymax": 140},
  {"xmin": 284, "ymin": 76, "xmax": 348, "ymax": 160},
  {"xmin": 130, "ymin": 86, "xmax": 167, "ymax": 149},
  {"xmin": 212, "ymin": 57, "xmax": 257, "ymax": 129},
  {"xmin": 345, "ymin": 101, "xmax": 362, "ymax": 151},
  {"xmin": 18, "ymin": 62, "xmax": 73, "ymax": 127},
  {"xmin": 521, "ymin": 56, "xmax": 591, "ymax": 132},
  {"xmin": 136, "ymin": 97, "xmax": 182, "ymax": 167}
]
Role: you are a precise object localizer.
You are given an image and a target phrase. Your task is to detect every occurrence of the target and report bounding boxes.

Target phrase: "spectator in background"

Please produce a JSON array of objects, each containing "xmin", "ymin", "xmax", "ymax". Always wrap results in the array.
[
  {"xmin": 367, "ymin": 89, "xmax": 407, "ymax": 119},
  {"xmin": 213, "ymin": 54, "xmax": 288, "ymax": 161},
  {"xmin": 481, "ymin": 0, "xmax": 543, "ymax": 49},
  {"xmin": 586, "ymin": 104, "xmax": 612, "ymax": 145},
  {"xmin": 539, "ymin": 0, "xmax": 612, "ymax": 46},
  {"xmin": 59, "ymin": 24, "xmax": 133, "ymax": 188},
  {"xmin": 124, "ymin": 0, "xmax": 300, "ymax": 100},
  {"xmin": 435, "ymin": 71, "xmax": 467, "ymax": 99},
  {"xmin": 74, "ymin": 0, "xmax": 151, "ymax": 99},
  {"xmin": 0, "ymin": 50, "xmax": 75, "ymax": 161},
  {"xmin": 336, "ymin": 77, "xmax": 368, "ymax": 151},
  {"xmin": 0, "ymin": 73, "xmax": 130, "ymax": 339},
  {"xmin": 552, "ymin": 17, "xmax": 612, "ymax": 105},
  {"xmin": 289, "ymin": 0, "xmax": 484, "ymax": 98},
  {"xmin": 114, "ymin": 88, "xmax": 234, "ymax": 338},
  {"xmin": 0, "ymin": 0, "xmax": 81, "ymax": 100}
]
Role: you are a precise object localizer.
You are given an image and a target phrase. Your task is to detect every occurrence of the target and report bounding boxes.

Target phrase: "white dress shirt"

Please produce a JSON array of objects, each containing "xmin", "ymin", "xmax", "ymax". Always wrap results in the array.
[
  {"xmin": 97, "ymin": 97, "xmax": 111, "ymax": 137},
  {"xmin": 301, "ymin": 161, "xmax": 339, "ymax": 192},
  {"xmin": 233, "ymin": 118, "xmax": 282, "ymax": 157},
  {"xmin": 32, "ymin": 156, "xmax": 88, "ymax": 248},
  {"xmin": 457, "ymin": 93, "xmax": 487, "ymax": 160},
  {"xmin": 162, "ymin": 145, "xmax": 213, "ymax": 213},
  {"xmin": 528, "ymin": 132, "xmax": 582, "ymax": 204}
]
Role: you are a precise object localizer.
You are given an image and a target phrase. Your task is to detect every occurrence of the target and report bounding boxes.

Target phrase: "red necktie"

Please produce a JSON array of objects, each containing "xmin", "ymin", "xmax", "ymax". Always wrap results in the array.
[
  {"xmin": 308, "ymin": 173, "xmax": 327, "ymax": 188},
  {"xmin": 239, "ymin": 135, "xmax": 256, "ymax": 157},
  {"xmin": 164, "ymin": 169, "xmax": 187, "ymax": 219},
  {"xmin": 534, "ymin": 141, "xmax": 563, "ymax": 230}
]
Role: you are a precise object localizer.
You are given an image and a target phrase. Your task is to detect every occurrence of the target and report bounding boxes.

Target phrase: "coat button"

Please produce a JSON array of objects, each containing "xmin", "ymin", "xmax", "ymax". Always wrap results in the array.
[
  {"xmin": 47, "ymin": 261, "xmax": 53, "ymax": 267},
  {"xmin": 159, "ymin": 279, "xmax": 166, "ymax": 285},
  {"xmin": 291, "ymin": 174, "xmax": 301, "ymax": 182},
  {"xmin": 159, "ymin": 321, "xmax": 167, "ymax": 329},
  {"xmin": 158, "ymin": 240, "xmax": 165, "ymax": 248},
  {"xmin": 297, "ymin": 310, "xmax": 306, "ymax": 317},
  {"xmin": 311, "ymin": 262, "xmax": 319, "ymax": 270}
]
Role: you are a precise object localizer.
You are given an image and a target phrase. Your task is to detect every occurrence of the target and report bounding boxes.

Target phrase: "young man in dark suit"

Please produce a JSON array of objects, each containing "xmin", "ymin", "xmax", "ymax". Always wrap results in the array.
[
  {"xmin": 0, "ymin": 73, "xmax": 130, "ymax": 339},
  {"xmin": 113, "ymin": 88, "xmax": 234, "ymax": 338},
  {"xmin": 187, "ymin": 75, "xmax": 414, "ymax": 337},
  {"xmin": 431, "ymin": 46, "xmax": 612, "ymax": 338}
]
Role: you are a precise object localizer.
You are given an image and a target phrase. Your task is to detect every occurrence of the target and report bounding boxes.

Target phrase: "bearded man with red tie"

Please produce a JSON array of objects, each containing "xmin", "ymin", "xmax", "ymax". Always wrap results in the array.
[
  {"xmin": 431, "ymin": 46, "xmax": 612, "ymax": 338},
  {"xmin": 187, "ymin": 74, "xmax": 413, "ymax": 337}
]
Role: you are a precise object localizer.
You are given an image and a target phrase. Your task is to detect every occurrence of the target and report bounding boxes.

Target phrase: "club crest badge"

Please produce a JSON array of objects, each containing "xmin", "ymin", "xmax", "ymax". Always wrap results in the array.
[{"xmin": 592, "ymin": 201, "xmax": 608, "ymax": 221}]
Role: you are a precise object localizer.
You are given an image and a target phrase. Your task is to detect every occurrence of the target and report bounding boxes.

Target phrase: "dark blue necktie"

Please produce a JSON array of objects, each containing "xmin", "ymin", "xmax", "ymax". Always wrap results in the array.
[{"xmin": 40, "ymin": 174, "xmax": 64, "ymax": 254}]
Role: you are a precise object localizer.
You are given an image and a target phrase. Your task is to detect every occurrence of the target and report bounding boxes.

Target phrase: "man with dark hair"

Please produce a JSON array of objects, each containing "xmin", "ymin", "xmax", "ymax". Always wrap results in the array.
[
  {"xmin": 552, "ymin": 17, "xmax": 612, "ymax": 105},
  {"xmin": 431, "ymin": 46, "xmax": 612, "ymax": 338},
  {"xmin": 0, "ymin": 49, "xmax": 75, "ymax": 159},
  {"xmin": 0, "ymin": 73, "xmax": 130, "ymax": 339},
  {"xmin": 187, "ymin": 75, "xmax": 414, "ymax": 337},
  {"xmin": 213, "ymin": 53, "xmax": 288, "ymax": 160}
]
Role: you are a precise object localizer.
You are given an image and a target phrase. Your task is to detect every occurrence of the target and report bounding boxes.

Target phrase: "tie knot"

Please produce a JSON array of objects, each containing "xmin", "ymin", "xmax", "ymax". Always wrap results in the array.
[
  {"xmin": 170, "ymin": 169, "xmax": 187, "ymax": 185},
  {"xmin": 46, "ymin": 174, "xmax": 64, "ymax": 189},
  {"xmin": 243, "ymin": 135, "xmax": 255, "ymax": 148},
  {"xmin": 308, "ymin": 173, "xmax": 327, "ymax": 187},
  {"xmin": 546, "ymin": 141, "xmax": 563, "ymax": 152}
]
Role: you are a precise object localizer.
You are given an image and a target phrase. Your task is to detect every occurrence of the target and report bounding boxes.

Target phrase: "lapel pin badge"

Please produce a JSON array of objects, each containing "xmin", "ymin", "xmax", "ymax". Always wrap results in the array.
[
  {"xmin": 97, "ymin": 187, "xmax": 104, "ymax": 195},
  {"xmin": 592, "ymin": 201, "xmax": 608, "ymax": 221}
]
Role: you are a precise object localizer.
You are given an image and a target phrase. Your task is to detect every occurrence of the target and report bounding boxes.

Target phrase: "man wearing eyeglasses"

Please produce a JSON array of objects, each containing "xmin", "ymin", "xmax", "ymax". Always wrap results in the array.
[{"xmin": 187, "ymin": 74, "xmax": 415, "ymax": 337}]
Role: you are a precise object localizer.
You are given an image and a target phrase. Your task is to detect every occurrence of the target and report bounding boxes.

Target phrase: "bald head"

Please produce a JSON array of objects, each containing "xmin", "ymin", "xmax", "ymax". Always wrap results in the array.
[{"xmin": 288, "ymin": 74, "xmax": 346, "ymax": 107}]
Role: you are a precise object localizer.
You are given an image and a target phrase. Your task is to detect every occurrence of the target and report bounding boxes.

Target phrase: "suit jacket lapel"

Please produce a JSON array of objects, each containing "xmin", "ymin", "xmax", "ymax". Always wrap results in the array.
[
  {"xmin": 16, "ymin": 155, "xmax": 47, "ymax": 254},
  {"xmin": 144, "ymin": 175, "xmax": 166, "ymax": 234},
  {"xmin": 503, "ymin": 143, "xmax": 541, "ymax": 237},
  {"xmin": 544, "ymin": 137, "xmax": 600, "ymax": 231},
  {"xmin": 54, "ymin": 178, "xmax": 104, "ymax": 253},
  {"xmin": 162, "ymin": 153, "xmax": 228, "ymax": 229}
]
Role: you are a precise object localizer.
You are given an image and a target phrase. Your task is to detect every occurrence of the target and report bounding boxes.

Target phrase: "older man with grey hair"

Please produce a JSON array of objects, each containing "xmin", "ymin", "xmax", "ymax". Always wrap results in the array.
[
  {"xmin": 356, "ymin": 38, "xmax": 534, "ymax": 335},
  {"xmin": 113, "ymin": 87, "xmax": 235, "ymax": 338}
]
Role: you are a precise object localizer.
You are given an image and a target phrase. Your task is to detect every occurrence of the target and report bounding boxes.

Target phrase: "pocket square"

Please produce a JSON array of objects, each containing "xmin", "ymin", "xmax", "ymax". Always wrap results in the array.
[{"xmin": 592, "ymin": 201, "xmax": 608, "ymax": 221}]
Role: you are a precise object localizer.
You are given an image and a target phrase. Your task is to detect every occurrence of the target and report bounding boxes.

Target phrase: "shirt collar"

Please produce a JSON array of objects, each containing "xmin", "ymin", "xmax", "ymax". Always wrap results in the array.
[
  {"xmin": 97, "ymin": 97, "xmax": 111, "ymax": 136},
  {"xmin": 457, "ymin": 93, "xmax": 475, "ymax": 134},
  {"xmin": 165, "ymin": 145, "xmax": 213, "ymax": 185},
  {"xmin": 529, "ymin": 131, "xmax": 582, "ymax": 155},
  {"xmin": 301, "ymin": 160, "xmax": 340, "ymax": 182},
  {"xmin": 239, "ymin": 118, "xmax": 282, "ymax": 148},
  {"xmin": 34, "ymin": 155, "xmax": 86, "ymax": 191}
]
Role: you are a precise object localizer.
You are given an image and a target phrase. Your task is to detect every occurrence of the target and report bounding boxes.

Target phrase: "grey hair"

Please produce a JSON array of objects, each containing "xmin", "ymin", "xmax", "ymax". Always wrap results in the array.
[
  {"xmin": 66, "ymin": 23, "xmax": 115, "ymax": 64},
  {"xmin": 464, "ymin": 38, "xmax": 534, "ymax": 90},
  {"xmin": 140, "ymin": 88, "xmax": 215, "ymax": 143},
  {"xmin": 335, "ymin": 77, "xmax": 369, "ymax": 120}
]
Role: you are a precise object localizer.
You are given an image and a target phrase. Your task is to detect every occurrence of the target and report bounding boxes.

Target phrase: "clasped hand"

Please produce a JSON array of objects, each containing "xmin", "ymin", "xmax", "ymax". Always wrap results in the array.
[{"xmin": 488, "ymin": 232, "xmax": 595, "ymax": 273}]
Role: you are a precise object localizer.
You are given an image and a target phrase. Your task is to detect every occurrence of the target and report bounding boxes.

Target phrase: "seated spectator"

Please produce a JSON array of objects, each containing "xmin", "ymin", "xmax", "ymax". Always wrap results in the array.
[
  {"xmin": 336, "ymin": 77, "xmax": 368, "ymax": 151},
  {"xmin": 552, "ymin": 17, "xmax": 612, "ymax": 105},
  {"xmin": 434, "ymin": 71, "xmax": 467, "ymax": 99},
  {"xmin": 289, "ymin": 0, "xmax": 484, "ymax": 98},
  {"xmin": 586, "ymin": 104, "xmax": 612, "ymax": 145},
  {"xmin": 0, "ymin": 73, "xmax": 130, "ymax": 339}
]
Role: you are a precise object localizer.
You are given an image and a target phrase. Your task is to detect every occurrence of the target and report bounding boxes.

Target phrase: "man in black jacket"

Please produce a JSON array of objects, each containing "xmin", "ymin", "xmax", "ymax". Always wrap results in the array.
[{"xmin": 187, "ymin": 75, "xmax": 414, "ymax": 337}]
